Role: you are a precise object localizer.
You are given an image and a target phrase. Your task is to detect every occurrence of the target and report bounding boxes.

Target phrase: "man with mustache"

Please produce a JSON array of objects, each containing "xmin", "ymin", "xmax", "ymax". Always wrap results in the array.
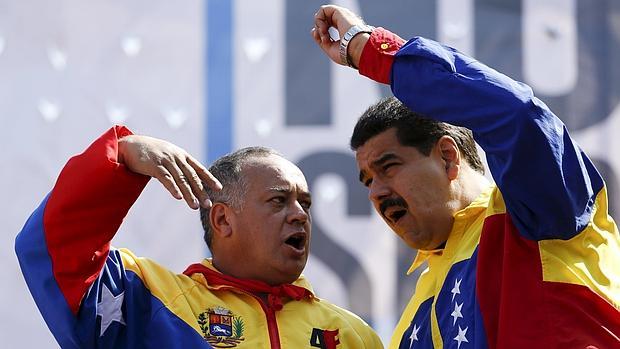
[
  {"xmin": 15, "ymin": 126, "xmax": 383, "ymax": 348},
  {"xmin": 312, "ymin": 5, "xmax": 620, "ymax": 348}
]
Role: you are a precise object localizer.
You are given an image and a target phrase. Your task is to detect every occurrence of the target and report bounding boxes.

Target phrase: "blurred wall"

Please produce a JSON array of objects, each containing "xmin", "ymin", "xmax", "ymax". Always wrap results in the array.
[{"xmin": 2, "ymin": 0, "xmax": 619, "ymax": 347}]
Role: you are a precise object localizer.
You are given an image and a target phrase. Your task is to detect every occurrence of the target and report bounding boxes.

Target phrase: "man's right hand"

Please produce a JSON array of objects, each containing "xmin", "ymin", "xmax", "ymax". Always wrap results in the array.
[
  {"xmin": 118, "ymin": 135, "xmax": 222, "ymax": 210},
  {"xmin": 311, "ymin": 5, "xmax": 370, "ymax": 69}
]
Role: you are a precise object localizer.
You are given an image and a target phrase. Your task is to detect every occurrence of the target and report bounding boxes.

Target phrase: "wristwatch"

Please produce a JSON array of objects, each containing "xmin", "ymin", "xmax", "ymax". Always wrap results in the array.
[{"xmin": 339, "ymin": 24, "xmax": 375, "ymax": 67}]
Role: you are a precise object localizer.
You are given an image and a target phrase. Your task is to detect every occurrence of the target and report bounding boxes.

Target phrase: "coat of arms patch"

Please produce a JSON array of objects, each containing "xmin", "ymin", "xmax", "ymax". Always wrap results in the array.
[{"xmin": 198, "ymin": 306, "xmax": 245, "ymax": 348}]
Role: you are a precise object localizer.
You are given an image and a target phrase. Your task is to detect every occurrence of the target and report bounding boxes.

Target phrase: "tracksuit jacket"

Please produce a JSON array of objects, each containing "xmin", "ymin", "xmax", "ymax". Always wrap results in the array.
[
  {"xmin": 358, "ymin": 28, "xmax": 620, "ymax": 348},
  {"xmin": 15, "ymin": 125, "xmax": 383, "ymax": 349}
]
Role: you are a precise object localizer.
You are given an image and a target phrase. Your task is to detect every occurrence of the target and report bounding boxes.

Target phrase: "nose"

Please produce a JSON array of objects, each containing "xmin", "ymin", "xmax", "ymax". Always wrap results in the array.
[
  {"xmin": 368, "ymin": 177, "xmax": 391, "ymax": 203},
  {"xmin": 288, "ymin": 200, "xmax": 309, "ymax": 225}
]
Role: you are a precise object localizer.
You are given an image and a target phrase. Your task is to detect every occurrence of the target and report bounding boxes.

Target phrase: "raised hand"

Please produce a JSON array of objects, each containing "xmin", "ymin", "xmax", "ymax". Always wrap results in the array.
[
  {"xmin": 118, "ymin": 135, "xmax": 222, "ymax": 210},
  {"xmin": 311, "ymin": 5, "xmax": 369, "ymax": 68}
]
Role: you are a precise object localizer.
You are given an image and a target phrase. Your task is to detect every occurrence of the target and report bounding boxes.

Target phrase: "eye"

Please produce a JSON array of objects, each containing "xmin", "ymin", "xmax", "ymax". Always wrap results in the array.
[
  {"xmin": 382, "ymin": 163, "xmax": 398, "ymax": 175},
  {"xmin": 382, "ymin": 163, "xmax": 395, "ymax": 171},
  {"xmin": 269, "ymin": 196, "xmax": 286, "ymax": 205},
  {"xmin": 300, "ymin": 199, "xmax": 312, "ymax": 210}
]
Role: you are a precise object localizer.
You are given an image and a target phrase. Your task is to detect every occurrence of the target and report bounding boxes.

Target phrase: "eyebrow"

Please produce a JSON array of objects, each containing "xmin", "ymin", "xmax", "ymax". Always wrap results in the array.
[
  {"xmin": 358, "ymin": 153, "xmax": 399, "ymax": 184},
  {"xmin": 268, "ymin": 186, "xmax": 312, "ymax": 199},
  {"xmin": 268, "ymin": 187, "xmax": 289, "ymax": 193}
]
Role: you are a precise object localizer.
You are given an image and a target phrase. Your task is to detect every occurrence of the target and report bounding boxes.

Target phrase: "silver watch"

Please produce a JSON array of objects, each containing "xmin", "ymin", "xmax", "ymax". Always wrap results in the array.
[{"xmin": 339, "ymin": 24, "xmax": 375, "ymax": 67}]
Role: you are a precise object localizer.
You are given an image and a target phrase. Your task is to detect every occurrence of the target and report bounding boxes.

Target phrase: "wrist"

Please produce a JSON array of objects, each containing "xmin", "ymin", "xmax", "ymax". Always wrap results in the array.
[
  {"xmin": 339, "ymin": 24, "xmax": 374, "ymax": 68},
  {"xmin": 347, "ymin": 33, "xmax": 371, "ymax": 69},
  {"xmin": 117, "ymin": 137, "xmax": 127, "ymax": 164},
  {"xmin": 117, "ymin": 135, "xmax": 137, "ymax": 165},
  {"xmin": 114, "ymin": 125, "xmax": 135, "ymax": 164}
]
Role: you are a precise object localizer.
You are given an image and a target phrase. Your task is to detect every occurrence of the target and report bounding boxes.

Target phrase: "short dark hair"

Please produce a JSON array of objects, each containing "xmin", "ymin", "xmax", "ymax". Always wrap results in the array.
[
  {"xmin": 200, "ymin": 146, "xmax": 281, "ymax": 250},
  {"xmin": 350, "ymin": 96, "xmax": 484, "ymax": 174}
]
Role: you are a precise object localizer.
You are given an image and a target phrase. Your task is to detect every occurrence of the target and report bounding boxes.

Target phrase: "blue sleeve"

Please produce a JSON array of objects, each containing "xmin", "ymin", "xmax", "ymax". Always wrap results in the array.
[
  {"xmin": 390, "ymin": 37, "xmax": 603, "ymax": 240},
  {"xmin": 15, "ymin": 126, "xmax": 213, "ymax": 348},
  {"xmin": 15, "ymin": 197, "xmax": 153, "ymax": 348},
  {"xmin": 15, "ymin": 199, "xmax": 213, "ymax": 348}
]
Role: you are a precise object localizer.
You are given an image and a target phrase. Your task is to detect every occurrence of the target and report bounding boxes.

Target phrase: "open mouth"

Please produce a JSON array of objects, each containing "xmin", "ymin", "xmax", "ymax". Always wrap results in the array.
[
  {"xmin": 380, "ymin": 197, "xmax": 408, "ymax": 224},
  {"xmin": 388, "ymin": 209, "xmax": 407, "ymax": 223},
  {"xmin": 285, "ymin": 232, "xmax": 306, "ymax": 250}
]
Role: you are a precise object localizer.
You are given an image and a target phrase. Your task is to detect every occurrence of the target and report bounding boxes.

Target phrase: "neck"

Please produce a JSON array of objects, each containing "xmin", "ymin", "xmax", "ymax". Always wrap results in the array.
[
  {"xmin": 211, "ymin": 255, "xmax": 251, "ymax": 282},
  {"xmin": 452, "ymin": 167, "xmax": 491, "ymax": 212},
  {"xmin": 211, "ymin": 253, "xmax": 291, "ymax": 286}
]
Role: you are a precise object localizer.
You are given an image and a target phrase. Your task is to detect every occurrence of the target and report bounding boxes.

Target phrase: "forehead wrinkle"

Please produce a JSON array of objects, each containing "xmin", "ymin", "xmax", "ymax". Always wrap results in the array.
[
  {"xmin": 359, "ymin": 152, "xmax": 399, "ymax": 184},
  {"xmin": 371, "ymin": 153, "xmax": 398, "ymax": 169}
]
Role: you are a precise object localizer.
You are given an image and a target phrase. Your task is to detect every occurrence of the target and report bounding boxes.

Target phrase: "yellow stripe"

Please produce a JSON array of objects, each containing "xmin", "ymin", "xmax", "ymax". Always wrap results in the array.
[
  {"xmin": 119, "ymin": 248, "xmax": 204, "ymax": 333},
  {"xmin": 389, "ymin": 186, "xmax": 501, "ymax": 349},
  {"xmin": 539, "ymin": 186, "xmax": 620, "ymax": 309}
]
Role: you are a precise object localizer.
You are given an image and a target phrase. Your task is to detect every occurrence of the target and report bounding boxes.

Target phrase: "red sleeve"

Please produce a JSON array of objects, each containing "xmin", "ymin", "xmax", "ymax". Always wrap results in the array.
[
  {"xmin": 43, "ymin": 125, "xmax": 150, "ymax": 314},
  {"xmin": 358, "ymin": 27, "xmax": 406, "ymax": 84}
]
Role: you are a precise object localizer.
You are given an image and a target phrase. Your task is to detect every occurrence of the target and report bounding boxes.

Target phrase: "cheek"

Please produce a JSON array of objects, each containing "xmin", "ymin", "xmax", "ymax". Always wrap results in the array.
[{"xmin": 400, "ymin": 174, "xmax": 445, "ymax": 207}]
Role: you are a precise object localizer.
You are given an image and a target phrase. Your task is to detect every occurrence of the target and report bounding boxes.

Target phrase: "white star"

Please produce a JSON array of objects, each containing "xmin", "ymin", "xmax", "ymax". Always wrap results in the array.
[
  {"xmin": 96, "ymin": 283, "xmax": 126, "ymax": 336},
  {"xmin": 409, "ymin": 323, "xmax": 420, "ymax": 347},
  {"xmin": 451, "ymin": 278, "xmax": 462, "ymax": 302},
  {"xmin": 451, "ymin": 302, "xmax": 464, "ymax": 325},
  {"xmin": 454, "ymin": 325, "xmax": 469, "ymax": 349}
]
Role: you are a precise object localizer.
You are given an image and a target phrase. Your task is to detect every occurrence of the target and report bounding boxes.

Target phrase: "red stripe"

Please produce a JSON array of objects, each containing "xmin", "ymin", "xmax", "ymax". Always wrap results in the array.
[
  {"xmin": 44, "ymin": 126, "xmax": 149, "ymax": 314},
  {"xmin": 476, "ymin": 213, "xmax": 550, "ymax": 348},
  {"xmin": 358, "ymin": 27, "xmax": 405, "ymax": 84},
  {"xmin": 542, "ymin": 281, "xmax": 620, "ymax": 347},
  {"xmin": 260, "ymin": 299, "xmax": 282, "ymax": 349},
  {"xmin": 476, "ymin": 213, "xmax": 620, "ymax": 348}
]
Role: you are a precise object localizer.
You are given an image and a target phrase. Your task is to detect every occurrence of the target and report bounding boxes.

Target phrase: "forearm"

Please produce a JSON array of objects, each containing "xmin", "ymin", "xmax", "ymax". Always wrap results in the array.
[
  {"xmin": 359, "ymin": 30, "xmax": 603, "ymax": 239},
  {"xmin": 16, "ymin": 125, "xmax": 150, "ymax": 314}
]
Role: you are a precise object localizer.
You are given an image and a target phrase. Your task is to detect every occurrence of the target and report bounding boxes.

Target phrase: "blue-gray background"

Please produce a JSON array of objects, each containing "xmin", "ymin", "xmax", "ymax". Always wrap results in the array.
[{"xmin": 2, "ymin": 0, "xmax": 618, "ymax": 346}]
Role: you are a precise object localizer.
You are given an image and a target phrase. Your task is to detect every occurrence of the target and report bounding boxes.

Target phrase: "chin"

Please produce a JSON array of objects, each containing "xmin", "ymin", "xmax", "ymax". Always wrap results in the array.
[
  {"xmin": 284, "ymin": 265, "xmax": 306, "ymax": 283},
  {"xmin": 400, "ymin": 231, "xmax": 433, "ymax": 250},
  {"xmin": 273, "ymin": 272, "xmax": 302, "ymax": 286}
]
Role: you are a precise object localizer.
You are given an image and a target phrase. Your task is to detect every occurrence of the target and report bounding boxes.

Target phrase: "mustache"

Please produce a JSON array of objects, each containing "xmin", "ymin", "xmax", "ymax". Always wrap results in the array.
[{"xmin": 379, "ymin": 197, "xmax": 408, "ymax": 217}]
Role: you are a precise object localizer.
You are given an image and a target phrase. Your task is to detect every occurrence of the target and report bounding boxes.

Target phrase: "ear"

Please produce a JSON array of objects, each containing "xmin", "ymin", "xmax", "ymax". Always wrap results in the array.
[
  {"xmin": 209, "ymin": 202, "xmax": 234, "ymax": 239},
  {"xmin": 437, "ymin": 136, "xmax": 461, "ymax": 181}
]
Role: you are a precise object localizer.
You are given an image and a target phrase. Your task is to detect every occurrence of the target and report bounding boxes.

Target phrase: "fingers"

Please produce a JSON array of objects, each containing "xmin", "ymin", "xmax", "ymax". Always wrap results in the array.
[
  {"xmin": 159, "ymin": 155, "xmax": 222, "ymax": 210},
  {"xmin": 312, "ymin": 5, "xmax": 368, "ymax": 65},
  {"xmin": 186, "ymin": 155, "xmax": 222, "ymax": 191},
  {"xmin": 177, "ymin": 157, "xmax": 208, "ymax": 209},
  {"xmin": 153, "ymin": 165, "xmax": 183, "ymax": 201},
  {"xmin": 163, "ymin": 159, "xmax": 200, "ymax": 209},
  {"xmin": 311, "ymin": 26, "xmax": 336, "ymax": 59},
  {"xmin": 184, "ymin": 155, "xmax": 223, "ymax": 208},
  {"xmin": 313, "ymin": 7, "xmax": 332, "ymax": 43},
  {"xmin": 311, "ymin": 27, "xmax": 320, "ymax": 44},
  {"xmin": 120, "ymin": 135, "xmax": 219, "ymax": 210}
]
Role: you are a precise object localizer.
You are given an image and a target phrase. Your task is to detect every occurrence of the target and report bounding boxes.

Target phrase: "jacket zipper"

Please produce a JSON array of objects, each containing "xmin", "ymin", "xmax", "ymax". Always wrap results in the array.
[
  {"xmin": 251, "ymin": 294, "xmax": 281, "ymax": 349},
  {"xmin": 214, "ymin": 286, "xmax": 281, "ymax": 349}
]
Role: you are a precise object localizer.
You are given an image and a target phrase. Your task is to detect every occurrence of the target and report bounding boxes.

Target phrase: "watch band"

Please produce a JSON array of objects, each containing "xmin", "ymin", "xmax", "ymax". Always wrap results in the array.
[{"xmin": 339, "ymin": 24, "xmax": 375, "ymax": 67}]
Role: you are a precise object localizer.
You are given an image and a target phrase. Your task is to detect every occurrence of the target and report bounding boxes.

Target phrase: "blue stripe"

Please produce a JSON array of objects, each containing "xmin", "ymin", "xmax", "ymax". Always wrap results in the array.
[
  {"xmin": 15, "ymin": 195, "xmax": 81, "ymax": 348},
  {"xmin": 15, "ymin": 196, "xmax": 213, "ymax": 348},
  {"xmin": 398, "ymin": 297, "xmax": 434, "ymax": 348},
  {"xmin": 206, "ymin": 0, "xmax": 233, "ymax": 163},
  {"xmin": 435, "ymin": 250, "xmax": 488, "ymax": 349},
  {"xmin": 76, "ymin": 251, "xmax": 213, "ymax": 348}
]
